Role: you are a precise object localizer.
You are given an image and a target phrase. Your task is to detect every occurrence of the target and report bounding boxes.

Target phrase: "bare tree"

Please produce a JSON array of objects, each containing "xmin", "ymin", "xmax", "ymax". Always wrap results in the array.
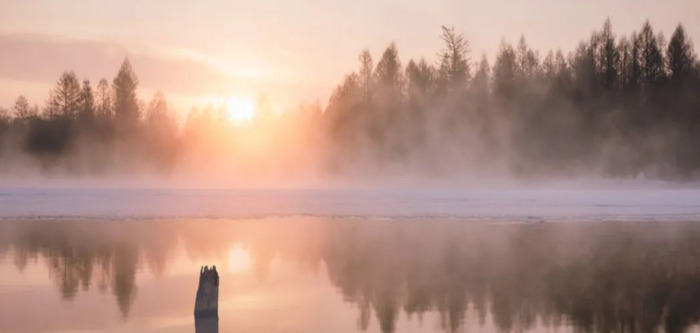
[
  {"xmin": 12, "ymin": 95, "xmax": 33, "ymax": 119},
  {"xmin": 437, "ymin": 26, "xmax": 470, "ymax": 93},
  {"xmin": 46, "ymin": 71, "xmax": 81, "ymax": 118}
]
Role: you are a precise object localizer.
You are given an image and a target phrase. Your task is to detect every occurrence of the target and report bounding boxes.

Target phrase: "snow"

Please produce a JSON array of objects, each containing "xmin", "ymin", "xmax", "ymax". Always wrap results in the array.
[{"xmin": 1, "ymin": 186, "xmax": 700, "ymax": 222}]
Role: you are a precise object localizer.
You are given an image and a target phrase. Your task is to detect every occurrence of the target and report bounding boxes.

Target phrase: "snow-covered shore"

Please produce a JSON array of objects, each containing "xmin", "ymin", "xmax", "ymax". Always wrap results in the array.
[{"xmin": 2, "ymin": 185, "xmax": 700, "ymax": 222}]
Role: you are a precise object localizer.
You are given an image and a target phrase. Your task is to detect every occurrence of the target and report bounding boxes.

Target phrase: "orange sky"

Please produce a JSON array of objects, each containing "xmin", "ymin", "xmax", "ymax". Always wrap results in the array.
[{"xmin": 1, "ymin": 0, "xmax": 698, "ymax": 118}]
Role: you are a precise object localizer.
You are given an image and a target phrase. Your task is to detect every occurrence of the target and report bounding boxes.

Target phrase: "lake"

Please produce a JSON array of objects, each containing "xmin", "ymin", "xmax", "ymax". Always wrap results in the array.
[{"xmin": 2, "ymin": 218, "xmax": 700, "ymax": 333}]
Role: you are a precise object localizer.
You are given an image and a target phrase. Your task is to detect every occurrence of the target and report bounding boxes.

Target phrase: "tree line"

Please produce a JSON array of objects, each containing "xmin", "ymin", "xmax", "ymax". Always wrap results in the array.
[
  {"xmin": 0, "ymin": 59, "xmax": 179, "ymax": 174},
  {"xmin": 324, "ymin": 19, "xmax": 700, "ymax": 178},
  {"xmin": 1, "ymin": 18, "xmax": 699, "ymax": 179}
]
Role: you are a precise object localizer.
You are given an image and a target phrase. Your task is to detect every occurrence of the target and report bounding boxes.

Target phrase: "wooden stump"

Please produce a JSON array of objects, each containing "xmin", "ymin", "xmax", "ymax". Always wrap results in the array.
[{"xmin": 194, "ymin": 265, "xmax": 219, "ymax": 318}]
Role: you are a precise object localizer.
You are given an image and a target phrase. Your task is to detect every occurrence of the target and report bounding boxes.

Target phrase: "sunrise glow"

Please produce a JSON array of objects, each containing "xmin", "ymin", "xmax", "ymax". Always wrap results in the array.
[{"xmin": 225, "ymin": 96, "xmax": 256, "ymax": 123}]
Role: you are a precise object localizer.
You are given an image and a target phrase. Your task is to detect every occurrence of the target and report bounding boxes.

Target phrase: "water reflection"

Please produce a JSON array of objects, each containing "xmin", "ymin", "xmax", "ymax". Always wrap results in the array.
[{"xmin": 1, "ymin": 219, "xmax": 700, "ymax": 332}]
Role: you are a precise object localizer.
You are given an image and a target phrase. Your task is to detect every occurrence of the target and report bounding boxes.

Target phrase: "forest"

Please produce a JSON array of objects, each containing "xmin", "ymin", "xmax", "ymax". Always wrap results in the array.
[{"xmin": 1, "ymin": 19, "xmax": 698, "ymax": 180}]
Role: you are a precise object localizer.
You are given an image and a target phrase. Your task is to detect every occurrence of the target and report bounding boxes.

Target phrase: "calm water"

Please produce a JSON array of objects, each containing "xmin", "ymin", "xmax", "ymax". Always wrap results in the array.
[{"xmin": 2, "ymin": 219, "xmax": 700, "ymax": 333}]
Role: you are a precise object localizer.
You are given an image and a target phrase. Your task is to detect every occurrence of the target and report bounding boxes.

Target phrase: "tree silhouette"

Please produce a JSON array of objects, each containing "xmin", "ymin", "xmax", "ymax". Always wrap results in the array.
[
  {"xmin": 145, "ymin": 91, "xmax": 178, "ymax": 170},
  {"xmin": 437, "ymin": 26, "xmax": 470, "ymax": 93},
  {"xmin": 0, "ymin": 107, "xmax": 10, "ymax": 129},
  {"xmin": 113, "ymin": 58, "xmax": 140, "ymax": 134},
  {"xmin": 371, "ymin": 43, "xmax": 404, "ymax": 160},
  {"xmin": 493, "ymin": 42, "xmax": 518, "ymax": 100},
  {"xmin": 639, "ymin": 21, "xmax": 666, "ymax": 90},
  {"xmin": 667, "ymin": 24, "xmax": 696, "ymax": 88},
  {"xmin": 12, "ymin": 95, "xmax": 32, "ymax": 119},
  {"xmin": 597, "ymin": 18, "xmax": 620, "ymax": 92},
  {"xmin": 95, "ymin": 78, "xmax": 113, "ymax": 119},
  {"xmin": 77, "ymin": 80, "xmax": 95, "ymax": 128},
  {"xmin": 46, "ymin": 71, "xmax": 81, "ymax": 118}
]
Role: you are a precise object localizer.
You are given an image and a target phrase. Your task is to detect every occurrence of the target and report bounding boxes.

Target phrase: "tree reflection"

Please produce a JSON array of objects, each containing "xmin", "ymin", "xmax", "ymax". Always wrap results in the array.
[
  {"xmin": 2, "ymin": 220, "xmax": 700, "ymax": 332},
  {"xmin": 112, "ymin": 242, "xmax": 138, "ymax": 318}
]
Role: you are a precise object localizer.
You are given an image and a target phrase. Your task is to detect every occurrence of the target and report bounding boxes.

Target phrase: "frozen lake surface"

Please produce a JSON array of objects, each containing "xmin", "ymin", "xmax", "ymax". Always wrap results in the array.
[{"xmin": 2, "ymin": 185, "xmax": 700, "ymax": 221}]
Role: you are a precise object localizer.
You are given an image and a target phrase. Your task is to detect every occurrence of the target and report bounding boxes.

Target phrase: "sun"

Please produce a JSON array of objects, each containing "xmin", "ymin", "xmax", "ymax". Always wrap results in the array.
[{"xmin": 225, "ymin": 95, "xmax": 256, "ymax": 122}]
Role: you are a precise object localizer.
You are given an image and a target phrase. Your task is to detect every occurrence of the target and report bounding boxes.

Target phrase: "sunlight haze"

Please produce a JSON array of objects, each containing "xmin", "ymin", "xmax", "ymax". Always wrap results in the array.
[{"xmin": 4, "ymin": 2, "xmax": 700, "ymax": 332}]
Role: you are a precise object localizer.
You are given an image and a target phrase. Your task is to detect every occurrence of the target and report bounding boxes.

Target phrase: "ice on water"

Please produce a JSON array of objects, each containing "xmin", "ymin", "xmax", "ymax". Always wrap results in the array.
[{"xmin": 2, "ymin": 182, "xmax": 700, "ymax": 222}]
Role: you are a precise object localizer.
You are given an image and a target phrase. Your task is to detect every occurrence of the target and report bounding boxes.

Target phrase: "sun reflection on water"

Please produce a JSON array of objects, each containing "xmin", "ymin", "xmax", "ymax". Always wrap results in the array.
[{"xmin": 227, "ymin": 243, "xmax": 251, "ymax": 274}]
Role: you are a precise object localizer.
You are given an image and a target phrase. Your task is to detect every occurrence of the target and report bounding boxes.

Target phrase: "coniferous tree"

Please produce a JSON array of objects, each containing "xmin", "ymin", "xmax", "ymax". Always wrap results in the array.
[
  {"xmin": 437, "ymin": 26, "xmax": 470, "ymax": 93},
  {"xmin": 472, "ymin": 55, "xmax": 491, "ymax": 98},
  {"xmin": 516, "ymin": 36, "xmax": 540, "ymax": 84},
  {"xmin": 358, "ymin": 49, "xmax": 374, "ymax": 103},
  {"xmin": 598, "ymin": 18, "xmax": 620, "ymax": 92},
  {"xmin": 12, "ymin": 95, "xmax": 32, "ymax": 119},
  {"xmin": 667, "ymin": 24, "xmax": 696, "ymax": 88},
  {"xmin": 0, "ymin": 106, "xmax": 11, "ymax": 152},
  {"xmin": 95, "ymin": 78, "xmax": 113, "ymax": 119},
  {"xmin": 324, "ymin": 70, "xmax": 364, "ymax": 170},
  {"xmin": 77, "ymin": 80, "xmax": 95, "ymax": 127},
  {"xmin": 373, "ymin": 43, "xmax": 404, "ymax": 159},
  {"xmin": 113, "ymin": 58, "xmax": 140, "ymax": 133},
  {"xmin": 405, "ymin": 58, "xmax": 435, "ymax": 151},
  {"xmin": 571, "ymin": 40, "xmax": 598, "ymax": 98},
  {"xmin": 406, "ymin": 59, "xmax": 435, "ymax": 101},
  {"xmin": 618, "ymin": 36, "xmax": 632, "ymax": 90},
  {"xmin": 493, "ymin": 42, "xmax": 518, "ymax": 100},
  {"xmin": 553, "ymin": 50, "xmax": 573, "ymax": 94},
  {"xmin": 0, "ymin": 107, "xmax": 10, "ymax": 126},
  {"xmin": 145, "ymin": 91, "xmax": 178, "ymax": 169},
  {"xmin": 622, "ymin": 32, "xmax": 643, "ymax": 92},
  {"xmin": 542, "ymin": 51, "xmax": 556, "ymax": 81},
  {"xmin": 665, "ymin": 24, "xmax": 699, "ymax": 172},
  {"xmin": 472, "ymin": 54, "xmax": 495, "ymax": 156},
  {"xmin": 639, "ymin": 21, "xmax": 666, "ymax": 90},
  {"xmin": 26, "ymin": 71, "xmax": 81, "ymax": 155},
  {"xmin": 354, "ymin": 49, "xmax": 375, "ymax": 152},
  {"xmin": 46, "ymin": 71, "xmax": 81, "ymax": 118},
  {"xmin": 375, "ymin": 43, "xmax": 403, "ymax": 94}
]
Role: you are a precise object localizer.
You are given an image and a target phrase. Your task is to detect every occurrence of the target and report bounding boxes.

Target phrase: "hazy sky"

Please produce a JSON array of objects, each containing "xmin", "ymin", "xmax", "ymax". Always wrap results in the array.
[{"xmin": 1, "ymin": 0, "xmax": 698, "ymax": 118}]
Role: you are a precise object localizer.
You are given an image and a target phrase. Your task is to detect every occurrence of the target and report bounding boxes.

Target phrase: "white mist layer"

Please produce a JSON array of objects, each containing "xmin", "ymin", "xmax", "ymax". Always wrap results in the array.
[{"xmin": 2, "ymin": 182, "xmax": 700, "ymax": 222}]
